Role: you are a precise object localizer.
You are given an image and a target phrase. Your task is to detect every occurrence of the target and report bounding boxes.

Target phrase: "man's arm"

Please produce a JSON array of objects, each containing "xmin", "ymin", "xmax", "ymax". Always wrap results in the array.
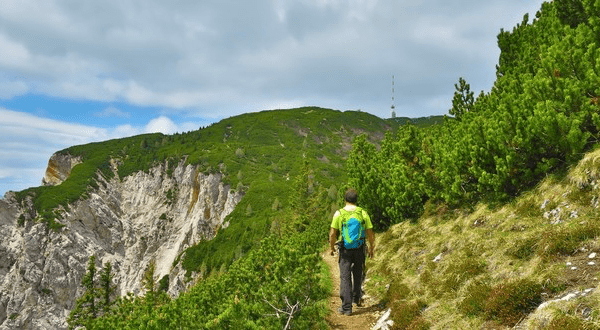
[
  {"xmin": 366, "ymin": 228, "xmax": 375, "ymax": 258},
  {"xmin": 329, "ymin": 227, "xmax": 339, "ymax": 256}
]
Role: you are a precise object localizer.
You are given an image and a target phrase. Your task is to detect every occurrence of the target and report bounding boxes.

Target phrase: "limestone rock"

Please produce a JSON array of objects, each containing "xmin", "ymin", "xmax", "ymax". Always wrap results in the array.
[
  {"xmin": 42, "ymin": 153, "xmax": 82, "ymax": 186},
  {"xmin": 0, "ymin": 156, "xmax": 242, "ymax": 329},
  {"xmin": 372, "ymin": 308, "xmax": 393, "ymax": 330}
]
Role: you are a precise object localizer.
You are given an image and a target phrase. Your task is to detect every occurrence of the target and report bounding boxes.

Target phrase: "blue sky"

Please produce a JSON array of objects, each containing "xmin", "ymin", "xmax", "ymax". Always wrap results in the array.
[{"xmin": 0, "ymin": 0, "xmax": 545, "ymax": 196}]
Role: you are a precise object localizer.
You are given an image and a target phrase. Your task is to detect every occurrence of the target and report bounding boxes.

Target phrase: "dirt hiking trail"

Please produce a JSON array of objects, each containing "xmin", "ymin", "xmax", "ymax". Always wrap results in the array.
[{"xmin": 324, "ymin": 251, "xmax": 382, "ymax": 330}]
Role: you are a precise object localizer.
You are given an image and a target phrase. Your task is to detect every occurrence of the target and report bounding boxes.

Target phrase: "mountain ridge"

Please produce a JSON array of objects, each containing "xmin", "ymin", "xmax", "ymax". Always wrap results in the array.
[{"xmin": 0, "ymin": 107, "xmax": 396, "ymax": 329}]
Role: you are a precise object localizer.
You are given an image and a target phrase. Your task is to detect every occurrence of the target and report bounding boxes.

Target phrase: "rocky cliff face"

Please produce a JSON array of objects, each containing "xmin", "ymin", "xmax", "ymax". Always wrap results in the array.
[
  {"xmin": 41, "ymin": 153, "xmax": 82, "ymax": 186},
  {"xmin": 0, "ymin": 155, "xmax": 243, "ymax": 330}
]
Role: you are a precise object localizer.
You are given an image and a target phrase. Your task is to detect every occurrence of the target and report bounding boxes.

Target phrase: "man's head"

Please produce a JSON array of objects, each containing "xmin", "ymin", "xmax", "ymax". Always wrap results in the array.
[{"xmin": 344, "ymin": 188, "xmax": 358, "ymax": 204}]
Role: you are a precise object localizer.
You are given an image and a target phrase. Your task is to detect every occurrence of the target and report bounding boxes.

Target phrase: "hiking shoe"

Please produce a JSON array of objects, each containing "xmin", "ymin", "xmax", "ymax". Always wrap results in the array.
[
  {"xmin": 354, "ymin": 298, "xmax": 363, "ymax": 307},
  {"xmin": 337, "ymin": 307, "xmax": 351, "ymax": 316}
]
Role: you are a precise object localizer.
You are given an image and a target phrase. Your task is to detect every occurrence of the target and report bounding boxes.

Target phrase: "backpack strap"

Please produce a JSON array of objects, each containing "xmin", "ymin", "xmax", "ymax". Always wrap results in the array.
[{"xmin": 339, "ymin": 208, "xmax": 347, "ymax": 230}]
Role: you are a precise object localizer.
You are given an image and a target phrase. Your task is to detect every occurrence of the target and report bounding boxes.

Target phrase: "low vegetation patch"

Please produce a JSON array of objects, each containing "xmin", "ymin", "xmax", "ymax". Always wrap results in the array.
[
  {"xmin": 538, "ymin": 219, "xmax": 600, "ymax": 259},
  {"xmin": 390, "ymin": 299, "xmax": 430, "ymax": 330},
  {"xmin": 458, "ymin": 280, "xmax": 491, "ymax": 317},
  {"xmin": 484, "ymin": 278, "xmax": 543, "ymax": 326},
  {"xmin": 547, "ymin": 313, "xmax": 591, "ymax": 330}
]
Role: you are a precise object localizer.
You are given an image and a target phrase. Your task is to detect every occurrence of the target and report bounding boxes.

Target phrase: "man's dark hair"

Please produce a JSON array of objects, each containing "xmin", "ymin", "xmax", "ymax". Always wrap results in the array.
[{"xmin": 344, "ymin": 189, "xmax": 358, "ymax": 204}]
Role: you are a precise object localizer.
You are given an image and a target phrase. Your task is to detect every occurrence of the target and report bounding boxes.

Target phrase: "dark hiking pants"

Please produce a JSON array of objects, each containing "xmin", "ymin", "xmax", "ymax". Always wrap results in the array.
[{"xmin": 338, "ymin": 245, "xmax": 365, "ymax": 313}]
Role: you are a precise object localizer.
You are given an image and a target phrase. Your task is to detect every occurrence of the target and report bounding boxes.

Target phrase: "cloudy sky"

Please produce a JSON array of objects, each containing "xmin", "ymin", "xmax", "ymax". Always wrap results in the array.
[{"xmin": 0, "ymin": 0, "xmax": 545, "ymax": 196}]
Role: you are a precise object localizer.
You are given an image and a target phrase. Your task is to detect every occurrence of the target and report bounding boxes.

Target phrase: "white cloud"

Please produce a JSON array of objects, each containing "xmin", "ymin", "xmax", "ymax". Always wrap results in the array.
[
  {"xmin": 0, "ymin": 78, "xmax": 29, "ymax": 99},
  {"xmin": 94, "ymin": 106, "xmax": 131, "ymax": 118},
  {"xmin": 254, "ymin": 99, "xmax": 307, "ymax": 112},
  {"xmin": 0, "ymin": 168, "xmax": 11, "ymax": 180},
  {"xmin": 112, "ymin": 124, "xmax": 141, "ymax": 137},
  {"xmin": 0, "ymin": 0, "xmax": 69, "ymax": 32},
  {"xmin": 179, "ymin": 121, "xmax": 203, "ymax": 133},
  {"xmin": 0, "ymin": 108, "xmax": 109, "ymax": 143},
  {"xmin": 144, "ymin": 116, "xmax": 178, "ymax": 135},
  {"xmin": 0, "ymin": 33, "xmax": 31, "ymax": 68}
]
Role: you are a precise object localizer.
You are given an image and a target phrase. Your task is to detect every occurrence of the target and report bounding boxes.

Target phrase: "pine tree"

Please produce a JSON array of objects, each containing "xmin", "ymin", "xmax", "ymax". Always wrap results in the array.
[
  {"xmin": 449, "ymin": 77, "xmax": 474, "ymax": 119},
  {"xmin": 67, "ymin": 256, "xmax": 98, "ymax": 329},
  {"xmin": 68, "ymin": 256, "xmax": 117, "ymax": 329},
  {"xmin": 99, "ymin": 262, "xmax": 115, "ymax": 315}
]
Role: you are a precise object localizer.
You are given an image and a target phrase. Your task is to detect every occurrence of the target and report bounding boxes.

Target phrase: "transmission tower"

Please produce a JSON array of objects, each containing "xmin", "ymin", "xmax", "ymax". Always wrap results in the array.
[{"xmin": 391, "ymin": 75, "xmax": 396, "ymax": 118}]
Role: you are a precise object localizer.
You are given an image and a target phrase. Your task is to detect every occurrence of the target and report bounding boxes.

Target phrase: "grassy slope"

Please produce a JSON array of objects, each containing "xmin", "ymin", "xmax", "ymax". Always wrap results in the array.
[{"xmin": 366, "ymin": 148, "xmax": 600, "ymax": 329}]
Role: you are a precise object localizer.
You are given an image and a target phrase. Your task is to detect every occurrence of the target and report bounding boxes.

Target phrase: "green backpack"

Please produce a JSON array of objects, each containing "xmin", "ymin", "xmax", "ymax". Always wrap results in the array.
[{"xmin": 339, "ymin": 208, "xmax": 366, "ymax": 249}]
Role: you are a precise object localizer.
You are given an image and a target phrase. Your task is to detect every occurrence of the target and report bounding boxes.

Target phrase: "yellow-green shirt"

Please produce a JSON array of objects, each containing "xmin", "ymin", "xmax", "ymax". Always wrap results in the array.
[{"xmin": 330, "ymin": 205, "xmax": 373, "ymax": 232}]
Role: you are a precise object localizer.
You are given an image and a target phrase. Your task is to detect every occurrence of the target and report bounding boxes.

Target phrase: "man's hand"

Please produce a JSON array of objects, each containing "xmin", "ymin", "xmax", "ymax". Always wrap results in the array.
[
  {"xmin": 329, "ymin": 227, "xmax": 339, "ymax": 257},
  {"xmin": 366, "ymin": 228, "xmax": 375, "ymax": 258}
]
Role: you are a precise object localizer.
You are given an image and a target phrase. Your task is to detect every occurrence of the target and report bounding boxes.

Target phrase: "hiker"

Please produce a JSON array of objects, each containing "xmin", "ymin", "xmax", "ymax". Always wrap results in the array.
[{"xmin": 329, "ymin": 188, "xmax": 375, "ymax": 316}]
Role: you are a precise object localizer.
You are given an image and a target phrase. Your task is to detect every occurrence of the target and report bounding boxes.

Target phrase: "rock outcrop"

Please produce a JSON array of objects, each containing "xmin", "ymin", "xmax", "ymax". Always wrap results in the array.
[
  {"xmin": 0, "ymin": 157, "xmax": 243, "ymax": 330},
  {"xmin": 42, "ymin": 153, "xmax": 82, "ymax": 186}
]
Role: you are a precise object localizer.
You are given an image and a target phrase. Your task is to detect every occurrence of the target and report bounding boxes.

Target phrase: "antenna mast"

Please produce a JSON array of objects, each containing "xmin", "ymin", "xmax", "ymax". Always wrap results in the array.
[{"xmin": 391, "ymin": 75, "xmax": 396, "ymax": 118}]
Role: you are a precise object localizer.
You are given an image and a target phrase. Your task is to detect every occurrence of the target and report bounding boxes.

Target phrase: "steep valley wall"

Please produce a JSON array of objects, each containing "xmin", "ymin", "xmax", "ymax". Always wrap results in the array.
[{"xmin": 0, "ymin": 155, "xmax": 242, "ymax": 329}]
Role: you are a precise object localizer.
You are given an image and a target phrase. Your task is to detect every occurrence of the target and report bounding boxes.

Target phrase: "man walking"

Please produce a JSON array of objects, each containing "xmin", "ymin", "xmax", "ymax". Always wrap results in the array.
[{"xmin": 329, "ymin": 188, "xmax": 375, "ymax": 316}]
